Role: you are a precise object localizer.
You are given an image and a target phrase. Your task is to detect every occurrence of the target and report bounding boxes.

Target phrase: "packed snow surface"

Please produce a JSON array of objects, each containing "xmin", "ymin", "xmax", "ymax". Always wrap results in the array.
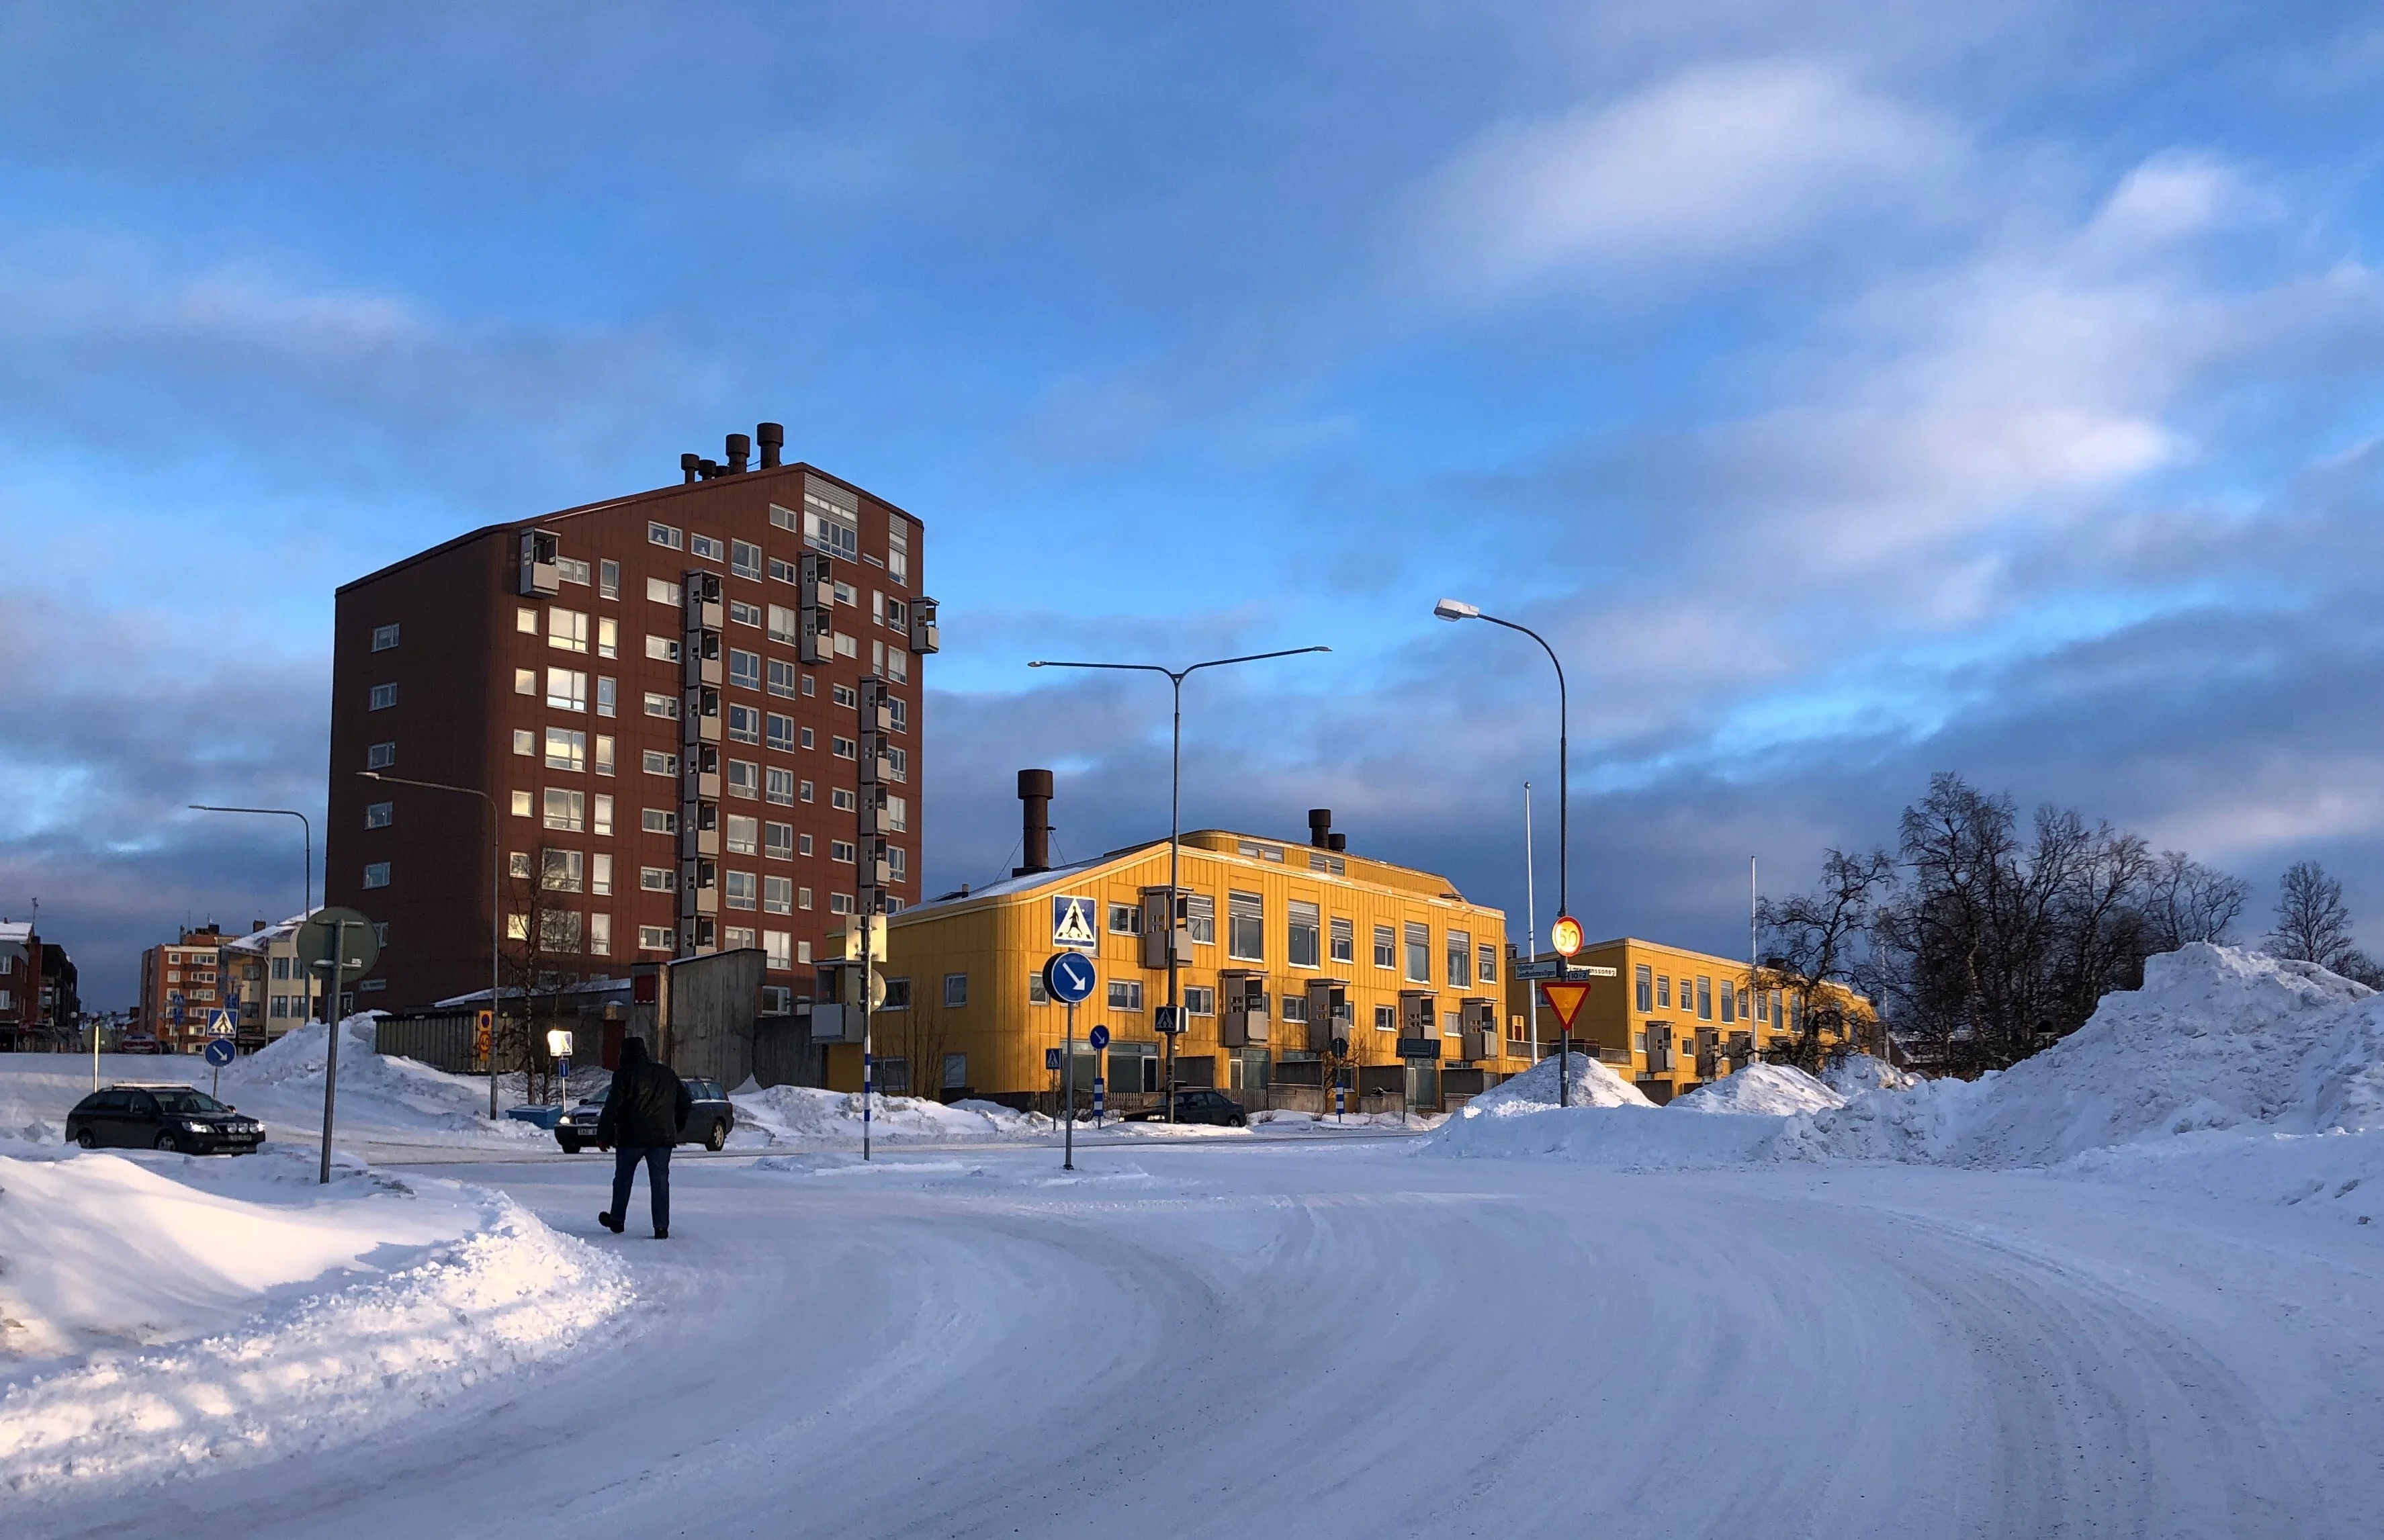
[
  {"xmin": 727, "ymin": 1083, "xmax": 1050, "ymax": 1145},
  {"xmin": 1464, "ymin": 1050, "xmax": 1654, "ymax": 1113},
  {"xmin": 1673, "ymin": 1062, "xmax": 1844, "ymax": 1116},
  {"xmin": 0, "ymin": 1146, "xmax": 628, "ymax": 1492}
]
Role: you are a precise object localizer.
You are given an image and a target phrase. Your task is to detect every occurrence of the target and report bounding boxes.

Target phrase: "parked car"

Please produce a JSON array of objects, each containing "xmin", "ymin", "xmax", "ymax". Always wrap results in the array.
[
  {"xmin": 554, "ymin": 1077, "xmax": 736, "ymax": 1153},
  {"xmin": 67, "ymin": 1083, "xmax": 263, "ymax": 1154},
  {"xmin": 1124, "ymin": 1089, "xmax": 1249, "ymax": 1127},
  {"xmin": 116, "ymin": 1034, "xmax": 165, "ymax": 1054}
]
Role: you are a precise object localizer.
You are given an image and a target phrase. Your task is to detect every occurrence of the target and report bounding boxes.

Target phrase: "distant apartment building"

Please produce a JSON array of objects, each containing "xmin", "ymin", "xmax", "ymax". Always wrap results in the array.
[
  {"xmin": 136, "ymin": 925, "xmax": 241, "ymax": 1050},
  {"xmin": 0, "ymin": 921, "xmax": 77, "ymax": 1050},
  {"xmin": 222, "ymin": 912, "xmax": 317, "ymax": 1044},
  {"xmin": 324, "ymin": 423, "xmax": 936, "ymax": 1013}
]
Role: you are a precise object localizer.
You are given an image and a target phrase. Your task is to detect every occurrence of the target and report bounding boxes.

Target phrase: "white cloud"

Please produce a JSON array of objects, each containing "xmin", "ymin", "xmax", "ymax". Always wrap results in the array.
[{"xmin": 1416, "ymin": 58, "xmax": 1961, "ymax": 291}]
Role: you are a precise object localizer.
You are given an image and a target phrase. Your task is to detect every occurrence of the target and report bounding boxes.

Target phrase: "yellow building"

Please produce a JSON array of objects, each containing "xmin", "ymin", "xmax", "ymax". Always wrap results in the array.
[
  {"xmin": 1506, "ymin": 936, "xmax": 1871, "ymax": 1102},
  {"xmin": 835, "ymin": 812, "xmax": 1521, "ymax": 1107}
]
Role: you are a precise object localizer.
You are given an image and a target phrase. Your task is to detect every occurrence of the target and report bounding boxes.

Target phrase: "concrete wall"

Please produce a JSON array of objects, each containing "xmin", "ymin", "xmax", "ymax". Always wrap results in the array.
[{"xmin": 653, "ymin": 946, "xmax": 764, "ymax": 1086}]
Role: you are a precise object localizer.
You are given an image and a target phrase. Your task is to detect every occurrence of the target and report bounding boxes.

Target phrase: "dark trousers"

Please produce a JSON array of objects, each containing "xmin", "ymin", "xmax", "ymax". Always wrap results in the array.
[{"xmin": 609, "ymin": 1144, "xmax": 672, "ymax": 1233}]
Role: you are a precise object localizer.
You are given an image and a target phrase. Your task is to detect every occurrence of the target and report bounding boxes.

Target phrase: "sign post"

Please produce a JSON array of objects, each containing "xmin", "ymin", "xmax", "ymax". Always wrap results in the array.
[
  {"xmin": 1089, "ymin": 1024, "xmax": 1110, "ymax": 1127},
  {"xmin": 1548, "ymin": 915, "xmax": 1585, "ymax": 1107},
  {"xmin": 547, "ymin": 1028, "xmax": 574, "ymax": 1107},
  {"xmin": 297, "ymin": 906, "xmax": 380, "ymax": 1185},
  {"xmin": 1043, "ymin": 952, "xmax": 1097, "ymax": 1171},
  {"xmin": 204, "ymin": 1034, "xmax": 236, "ymax": 1097},
  {"xmin": 1537, "ymin": 977, "xmax": 1593, "ymax": 1103}
]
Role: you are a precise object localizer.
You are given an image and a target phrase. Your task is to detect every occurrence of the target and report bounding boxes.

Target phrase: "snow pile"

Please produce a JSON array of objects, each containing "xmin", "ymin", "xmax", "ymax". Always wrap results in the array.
[
  {"xmin": 0, "ymin": 1146, "xmax": 629, "ymax": 1490},
  {"xmin": 1786, "ymin": 944, "xmax": 2384, "ymax": 1168},
  {"xmin": 1675, "ymin": 1062, "xmax": 1845, "ymax": 1116},
  {"xmin": 1464, "ymin": 1052, "xmax": 1654, "ymax": 1116},
  {"xmin": 728, "ymin": 1083, "xmax": 1050, "ymax": 1146},
  {"xmin": 1824, "ymin": 1053, "xmax": 1916, "ymax": 1095},
  {"xmin": 223, "ymin": 1015, "xmax": 547, "ymax": 1145}
]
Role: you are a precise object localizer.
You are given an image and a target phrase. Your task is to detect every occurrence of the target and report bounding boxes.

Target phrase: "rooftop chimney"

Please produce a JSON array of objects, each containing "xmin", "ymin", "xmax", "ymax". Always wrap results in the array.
[
  {"xmin": 1329, "ymin": 832, "xmax": 1346, "ymax": 852},
  {"xmin": 725, "ymin": 433, "xmax": 751, "ymax": 473},
  {"xmin": 1016, "ymin": 768, "xmax": 1054, "ymax": 876},
  {"xmin": 756, "ymin": 422, "xmax": 784, "ymax": 469},
  {"xmin": 699, "ymin": 457, "xmax": 721, "ymax": 480},
  {"xmin": 1308, "ymin": 808, "xmax": 1333, "ymax": 848},
  {"xmin": 680, "ymin": 452, "xmax": 701, "ymax": 485}
]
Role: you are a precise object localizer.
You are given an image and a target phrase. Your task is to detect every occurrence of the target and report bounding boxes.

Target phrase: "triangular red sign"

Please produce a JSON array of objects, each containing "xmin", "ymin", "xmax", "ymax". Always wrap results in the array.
[{"xmin": 1537, "ymin": 979, "xmax": 1591, "ymax": 1031}]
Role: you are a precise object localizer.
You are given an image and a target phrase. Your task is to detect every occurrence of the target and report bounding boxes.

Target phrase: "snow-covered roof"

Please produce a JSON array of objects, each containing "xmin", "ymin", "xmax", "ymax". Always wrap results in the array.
[
  {"xmin": 0, "ymin": 921, "xmax": 31, "ymax": 945},
  {"xmin": 222, "ymin": 911, "xmax": 318, "ymax": 956}
]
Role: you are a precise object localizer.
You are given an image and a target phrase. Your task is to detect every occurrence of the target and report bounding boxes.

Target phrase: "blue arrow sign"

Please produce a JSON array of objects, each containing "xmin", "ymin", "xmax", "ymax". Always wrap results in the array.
[
  {"xmin": 203, "ymin": 1038, "xmax": 236, "ymax": 1067},
  {"xmin": 1043, "ymin": 950, "xmax": 1097, "ymax": 1005},
  {"xmin": 1088, "ymin": 1024, "xmax": 1110, "ymax": 1050}
]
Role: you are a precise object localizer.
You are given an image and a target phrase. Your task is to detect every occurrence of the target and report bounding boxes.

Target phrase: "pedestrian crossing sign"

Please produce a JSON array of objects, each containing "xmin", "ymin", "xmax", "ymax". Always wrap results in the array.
[{"xmin": 1051, "ymin": 894, "xmax": 1098, "ymax": 950}]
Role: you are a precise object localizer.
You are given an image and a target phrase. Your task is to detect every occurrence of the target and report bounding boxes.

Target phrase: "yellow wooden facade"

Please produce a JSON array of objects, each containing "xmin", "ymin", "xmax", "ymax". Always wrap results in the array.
[
  {"xmin": 838, "ymin": 829, "xmax": 1520, "ymax": 1099},
  {"xmin": 1505, "ymin": 936, "xmax": 1871, "ymax": 1102}
]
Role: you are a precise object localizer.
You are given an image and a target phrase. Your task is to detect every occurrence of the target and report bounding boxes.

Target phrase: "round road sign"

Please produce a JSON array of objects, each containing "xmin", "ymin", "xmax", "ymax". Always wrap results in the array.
[
  {"xmin": 1042, "ymin": 951, "xmax": 1097, "ymax": 1005},
  {"xmin": 204, "ymin": 1037, "xmax": 236, "ymax": 1067},
  {"xmin": 1088, "ymin": 1024, "xmax": 1110, "ymax": 1050},
  {"xmin": 1550, "ymin": 915, "xmax": 1585, "ymax": 958}
]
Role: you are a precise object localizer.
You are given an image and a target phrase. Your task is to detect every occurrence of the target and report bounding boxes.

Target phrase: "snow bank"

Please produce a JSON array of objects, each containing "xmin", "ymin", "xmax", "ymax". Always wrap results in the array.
[
  {"xmin": 1824, "ymin": 1052, "xmax": 1916, "ymax": 1095},
  {"xmin": 1674, "ymin": 1063, "xmax": 1844, "ymax": 1117},
  {"xmin": 1426, "ymin": 1103, "xmax": 1786, "ymax": 1167},
  {"xmin": 1466, "ymin": 1052, "xmax": 1654, "ymax": 1114},
  {"xmin": 1784, "ymin": 944, "xmax": 2384, "ymax": 1168},
  {"xmin": 728, "ymin": 1083, "xmax": 1050, "ymax": 1146},
  {"xmin": 223, "ymin": 1015, "xmax": 549, "ymax": 1146},
  {"xmin": 0, "ymin": 1146, "xmax": 629, "ymax": 1491}
]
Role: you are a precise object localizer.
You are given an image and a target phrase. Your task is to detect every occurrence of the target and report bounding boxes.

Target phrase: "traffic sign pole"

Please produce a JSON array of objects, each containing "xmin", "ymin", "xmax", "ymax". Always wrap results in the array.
[{"xmin": 1063, "ymin": 999, "xmax": 1075, "ymax": 1172}]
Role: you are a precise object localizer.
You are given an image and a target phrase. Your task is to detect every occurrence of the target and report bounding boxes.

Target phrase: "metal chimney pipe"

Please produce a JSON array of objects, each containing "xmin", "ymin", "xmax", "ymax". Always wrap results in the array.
[
  {"xmin": 1328, "ymin": 832, "xmax": 1346, "ymax": 852},
  {"xmin": 680, "ymin": 453, "xmax": 701, "ymax": 485},
  {"xmin": 1308, "ymin": 809, "xmax": 1333, "ymax": 848},
  {"xmin": 1016, "ymin": 769, "xmax": 1054, "ymax": 876},
  {"xmin": 756, "ymin": 422, "xmax": 784, "ymax": 469},
  {"xmin": 725, "ymin": 433, "xmax": 751, "ymax": 473}
]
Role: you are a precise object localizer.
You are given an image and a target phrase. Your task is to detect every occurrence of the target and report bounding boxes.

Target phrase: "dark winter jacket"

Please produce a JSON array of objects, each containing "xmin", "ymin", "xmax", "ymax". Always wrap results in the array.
[{"xmin": 597, "ymin": 1037, "xmax": 692, "ymax": 1149}]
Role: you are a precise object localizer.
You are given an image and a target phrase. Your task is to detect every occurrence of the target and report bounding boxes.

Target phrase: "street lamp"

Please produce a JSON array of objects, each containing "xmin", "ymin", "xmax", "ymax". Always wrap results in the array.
[
  {"xmin": 359, "ymin": 771, "xmax": 504, "ymax": 1119},
  {"xmin": 189, "ymin": 804, "xmax": 312, "ymax": 1040},
  {"xmin": 1027, "ymin": 645, "xmax": 1329, "ymax": 1122},
  {"xmin": 1433, "ymin": 598, "xmax": 1573, "ymax": 1103}
]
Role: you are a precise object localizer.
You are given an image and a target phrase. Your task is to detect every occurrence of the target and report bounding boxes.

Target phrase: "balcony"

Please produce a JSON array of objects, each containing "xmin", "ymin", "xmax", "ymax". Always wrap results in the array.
[
  {"xmin": 680, "ymin": 825, "xmax": 719, "ymax": 860},
  {"xmin": 684, "ymin": 651, "xmax": 721, "ymax": 690}
]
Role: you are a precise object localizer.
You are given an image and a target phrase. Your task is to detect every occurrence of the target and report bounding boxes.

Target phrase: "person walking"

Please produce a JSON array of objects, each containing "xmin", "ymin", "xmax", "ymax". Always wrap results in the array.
[{"xmin": 597, "ymin": 1036, "xmax": 692, "ymax": 1239}]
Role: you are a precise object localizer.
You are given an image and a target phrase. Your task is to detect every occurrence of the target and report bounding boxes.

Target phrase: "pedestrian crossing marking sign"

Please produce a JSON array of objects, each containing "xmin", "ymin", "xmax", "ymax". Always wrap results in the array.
[{"xmin": 1051, "ymin": 894, "xmax": 1098, "ymax": 950}]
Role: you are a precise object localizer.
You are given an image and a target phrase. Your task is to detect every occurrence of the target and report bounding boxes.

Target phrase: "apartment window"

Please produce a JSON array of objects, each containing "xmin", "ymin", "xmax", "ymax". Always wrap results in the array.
[
  {"xmin": 368, "ymin": 683, "xmax": 398, "ymax": 711},
  {"xmin": 599, "ymin": 559, "xmax": 619, "ymax": 599},
  {"xmin": 729, "ymin": 599, "xmax": 762, "ymax": 627},
  {"xmin": 767, "ymin": 659, "xmax": 798, "ymax": 697},
  {"xmin": 542, "ymin": 848, "xmax": 584, "ymax": 893},
  {"xmin": 799, "ymin": 887, "xmax": 813, "ymax": 910},
  {"xmin": 361, "ymin": 862, "xmax": 391, "ymax": 889},
  {"xmin": 1108, "ymin": 903, "xmax": 1140, "ymax": 936},
  {"xmin": 764, "ymin": 930, "xmax": 793, "ymax": 970},
  {"xmin": 768, "ymin": 557, "xmax": 797, "ymax": 584},
  {"xmin": 639, "ymin": 925, "xmax": 674, "ymax": 951},
  {"xmin": 830, "ymin": 840, "xmax": 855, "ymax": 864},
  {"xmin": 801, "ymin": 676, "xmax": 815, "ymax": 696},
  {"xmin": 830, "ymin": 735, "xmax": 856, "ymax": 760},
  {"xmin": 764, "ymin": 876, "xmax": 794, "ymax": 915},
  {"xmin": 831, "ymin": 787, "xmax": 857, "ymax": 813},
  {"xmin": 512, "ymin": 729, "xmax": 535, "ymax": 756},
  {"xmin": 364, "ymin": 741, "xmax": 396, "ymax": 771},
  {"xmin": 1634, "ymin": 964, "xmax": 1654, "ymax": 1013},
  {"xmin": 1374, "ymin": 1004, "xmax": 1396, "ymax": 1032},
  {"xmin": 832, "ymin": 893, "xmax": 852, "ymax": 915},
  {"xmin": 595, "ymin": 676, "xmax": 616, "ymax": 717},
  {"xmin": 641, "ymin": 866, "xmax": 676, "ymax": 892},
  {"xmin": 1697, "ymin": 977, "xmax": 1714, "ymax": 1020},
  {"xmin": 765, "ymin": 821, "xmax": 794, "ymax": 859},
  {"xmin": 889, "ymin": 846, "xmax": 907, "ymax": 880},
  {"xmin": 1479, "ymin": 944, "xmax": 1498, "ymax": 985},
  {"xmin": 365, "ymin": 801, "xmax": 393, "ymax": 829},
  {"xmin": 727, "ymin": 704, "xmax": 762, "ymax": 744},
  {"xmin": 1757, "ymin": 989, "xmax": 1771, "ymax": 1024},
  {"xmin": 592, "ymin": 852, "xmax": 613, "ymax": 896},
  {"xmin": 1108, "ymin": 980, "xmax": 1144, "ymax": 1011},
  {"xmin": 644, "ymin": 692, "xmax": 678, "ymax": 719},
  {"xmin": 537, "ymin": 909, "xmax": 580, "ymax": 952},
  {"xmin": 1288, "ymin": 901, "xmax": 1321, "ymax": 968},
  {"xmin": 798, "ymin": 833, "xmax": 814, "ymax": 856},
  {"xmin": 765, "ymin": 768, "xmax": 795, "ymax": 805},
  {"xmin": 511, "ymin": 789, "xmax": 534, "ymax": 817},
  {"xmin": 648, "ymin": 521, "xmax": 681, "ymax": 549},
  {"xmin": 371, "ymin": 623, "xmax": 400, "ymax": 651},
  {"xmin": 731, "ymin": 539, "xmax": 763, "ymax": 580},
  {"xmin": 1373, "ymin": 925, "xmax": 1395, "ymax": 969},
  {"xmin": 1182, "ymin": 985, "xmax": 1217, "ymax": 1016},
  {"xmin": 1720, "ymin": 981, "xmax": 1736, "ymax": 1024},
  {"xmin": 510, "ymin": 852, "xmax": 534, "ymax": 880},
  {"xmin": 728, "ymin": 649, "xmax": 761, "ymax": 690},
  {"xmin": 888, "ymin": 696, "xmax": 910, "ymax": 733},
  {"xmin": 1446, "ymin": 930, "xmax": 1472, "ymax": 989},
  {"xmin": 647, "ymin": 634, "xmax": 680, "ymax": 663},
  {"xmin": 883, "ymin": 795, "xmax": 909, "ymax": 833},
  {"xmin": 832, "ymin": 683, "xmax": 858, "ymax": 709},
  {"xmin": 1405, "ymin": 923, "xmax": 1431, "ymax": 983},
  {"xmin": 767, "ymin": 604, "xmax": 799, "ymax": 645},
  {"xmin": 689, "ymin": 533, "xmax": 723, "ymax": 562},
  {"xmin": 642, "ymin": 808, "xmax": 677, "ymax": 834},
  {"xmin": 544, "ymin": 788, "xmax": 586, "ymax": 831},
  {"xmin": 886, "ymin": 598, "xmax": 908, "ymax": 631},
  {"xmin": 643, "ymin": 750, "xmax": 677, "ymax": 777},
  {"xmin": 537, "ymin": 727, "xmax": 588, "ymax": 773},
  {"xmin": 517, "ymin": 606, "xmax": 538, "ymax": 634},
  {"xmin": 887, "ymin": 515, "xmax": 911, "ymax": 582},
  {"xmin": 589, "ymin": 913, "xmax": 612, "ymax": 956},
  {"xmin": 1329, "ymin": 917, "xmax": 1354, "ymax": 964},
  {"xmin": 801, "ymin": 728, "xmax": 816, "ymax": 750},
  {"xmin": 1227, "ymin": 891, "xmax": 1264, "ymax": 961},
  {"xmin": 887, "ymin": 746, "xmax": 908, "ymax": 782},
  {"xmin": 555, "ymin": 555, "xmax": 588, "ymax": 586},
  {"xmin": 944, "ymin": 972, "xmax": 969, "ymax": 1008},
  {"xmin": 547, "ymin": 668, "xmax": 588, "ymax": 713},
  {"xmin": 1658, "ymin": 975, "xmax": 1672, "ymax": 1009},
  {"xmin": 723, "ymin": 814, "xmax": 759, "ymax": 856},
  {"xmin": 647, "ymin": 576, "xmax": 680, "ymax": 606},
  {"xmin": 724, "ymin": 871, "xmax": 757, "ymax": 911},
  {"xmin": 766, "ymin": 713, "xmax": 795, "ymax": 752},
  {"xmin": 727, "ymin": 760, "xmax": 760, "ymax": 799},
  {"xmin": 799, "ymin": 780, "xmax": 815, "ymax": 804},
  {"xmin": 588, "ymin": 735, "xmax": 613, "ymax": 777},
  {"xmin": 597, "ymin": 618, "xmax": 618, "ymax": 660},
  {"xmin": 548, "ymin": 607, "xmax": 588, "ymax": 653}
]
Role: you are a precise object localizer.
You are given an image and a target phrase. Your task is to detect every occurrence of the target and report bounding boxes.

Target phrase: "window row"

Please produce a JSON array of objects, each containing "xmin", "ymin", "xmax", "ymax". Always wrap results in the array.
[{"xmin": 1631, "ymin": 964, "xmax": 1778, "ymax": 1025}]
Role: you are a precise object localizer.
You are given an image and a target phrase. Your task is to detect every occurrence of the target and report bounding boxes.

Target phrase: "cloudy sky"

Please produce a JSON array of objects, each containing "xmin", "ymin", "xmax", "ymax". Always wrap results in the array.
[{"xmin": 3, "ymin": 2, "xmax": 2381, "ymax": 1005}]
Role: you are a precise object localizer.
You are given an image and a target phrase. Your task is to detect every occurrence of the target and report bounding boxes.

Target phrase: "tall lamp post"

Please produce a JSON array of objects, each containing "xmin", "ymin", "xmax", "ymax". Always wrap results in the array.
[
  {"xmin": 189, "ymin": 804, "xmax": 312, "ymax": 1040},
  {"xmin": 1027, "ymin": 645, "xmax": 1329, "ymax": 1123},
  {"xmin": 359, "ymin": 771, "xmax": 504, "ymax": 1120},
  {"xmin": 1432, "ymin": 598, "xmax": 1573, "ymax": 1103}
]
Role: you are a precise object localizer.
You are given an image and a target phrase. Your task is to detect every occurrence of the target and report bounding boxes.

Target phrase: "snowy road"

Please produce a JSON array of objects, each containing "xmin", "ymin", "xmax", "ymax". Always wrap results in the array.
[{"xmin": 18, "ymin": 1142, "xmax": 2381, "ymax": 1539}]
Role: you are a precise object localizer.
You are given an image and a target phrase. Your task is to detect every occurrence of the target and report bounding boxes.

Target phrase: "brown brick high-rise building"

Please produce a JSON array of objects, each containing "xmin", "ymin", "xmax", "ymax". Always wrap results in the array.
[{"xmin": 324, "ymin": 425, "xmax": 936, "ymax": 1013}]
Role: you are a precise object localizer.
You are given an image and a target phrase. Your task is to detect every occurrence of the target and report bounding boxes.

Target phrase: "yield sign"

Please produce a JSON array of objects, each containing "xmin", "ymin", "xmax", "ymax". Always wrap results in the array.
[{"xmin": 1537, "ymin": 979, "xmax": 1592, "ymax": 1032}]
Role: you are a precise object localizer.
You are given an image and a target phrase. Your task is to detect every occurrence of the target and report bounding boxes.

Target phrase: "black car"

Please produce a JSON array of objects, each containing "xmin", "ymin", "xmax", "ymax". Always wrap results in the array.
[
  {"xmin": 67, "ymin": 1083, "xmax": 263, "ymax": 1154},
  {"xmin": 555, "ymin": 1077, "xmax": 736, "ymax": 1153},
  {"xmin": 1124, "ymin": 1089, "xmax": 1249, "ymax": 1126}
]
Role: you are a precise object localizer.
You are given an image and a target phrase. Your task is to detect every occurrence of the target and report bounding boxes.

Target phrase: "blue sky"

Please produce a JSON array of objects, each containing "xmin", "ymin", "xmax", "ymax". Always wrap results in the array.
[{"xmin": 3, "ymin": 2, "xmax": 2382, "ymax": 1005}]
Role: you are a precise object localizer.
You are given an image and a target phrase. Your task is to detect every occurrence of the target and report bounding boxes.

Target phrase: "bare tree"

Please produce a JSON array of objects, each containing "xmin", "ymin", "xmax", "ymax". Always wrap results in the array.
[
  {"xmin": 1756, "ymin": 847, "xmax": 1894, "ymax": 1072},
  {"xmin": 877, "ymin": 995, "xmax": 961, "ymax": 1102},
  {"xmin": 500, "ymin": 852, "xmax": 581, "ymax": 1106},
  {"xmin": 2142, "ymin": 850, "xmax": 2252, "ymax": 951},
  {"xmin": 2266, "ymin": 860, "xmax": 2378, "ymax": 982}
]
